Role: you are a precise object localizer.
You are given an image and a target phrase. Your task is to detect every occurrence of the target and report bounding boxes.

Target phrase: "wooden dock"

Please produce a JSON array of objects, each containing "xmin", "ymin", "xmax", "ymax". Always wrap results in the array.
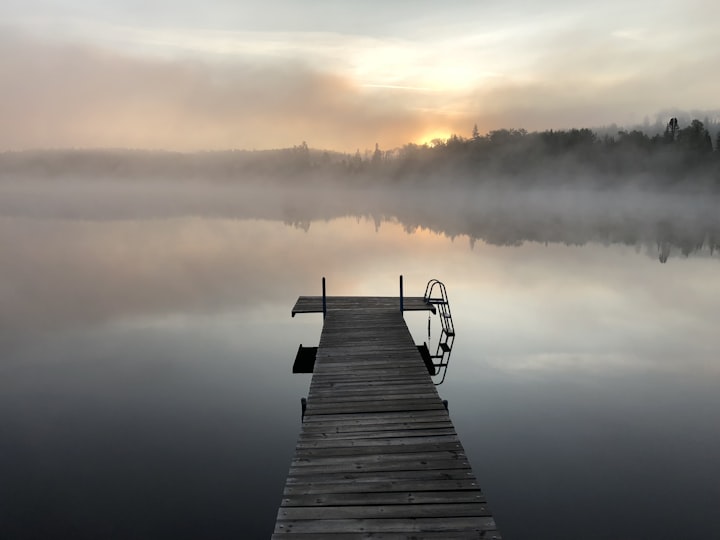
[{"xmin": 273, "ymin": 295, "xmax": 501, "ymax": 539}]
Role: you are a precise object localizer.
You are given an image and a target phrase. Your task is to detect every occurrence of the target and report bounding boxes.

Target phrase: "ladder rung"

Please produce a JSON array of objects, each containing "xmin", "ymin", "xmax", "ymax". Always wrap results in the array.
[{"xmin": 440, "ymin": 342, "xmax": 451, "ymax": 352}]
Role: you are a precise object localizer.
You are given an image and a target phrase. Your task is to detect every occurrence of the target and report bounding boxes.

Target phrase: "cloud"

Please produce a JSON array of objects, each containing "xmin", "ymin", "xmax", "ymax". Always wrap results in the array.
[
  {"xmin": 2, "ymin": 5, "xmax": 720, "ymax": 153},
  {"xmin": 0, "ymin": 31, "xmax": 454, "ymax": 151}
]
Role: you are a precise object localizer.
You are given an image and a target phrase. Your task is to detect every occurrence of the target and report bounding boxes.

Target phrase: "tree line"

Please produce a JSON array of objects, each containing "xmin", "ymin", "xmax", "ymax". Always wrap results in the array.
[
  {"xmin": 354, "ymin": 118, "xmax": 720, "ymax": 189},
  {"xmin": 2, "ymin": 118, "xmax": 719, "ymax": 189}
]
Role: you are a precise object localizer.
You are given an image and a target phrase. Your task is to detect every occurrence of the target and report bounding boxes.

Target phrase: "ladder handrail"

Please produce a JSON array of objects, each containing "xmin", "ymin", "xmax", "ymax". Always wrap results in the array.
[
  {"xmin": 424, "ymin": 279, "xmax": 454, "ymax": 337},
  {"xmin": 423, "ymin": 279, "xmax": 455, "ymax": 385}
]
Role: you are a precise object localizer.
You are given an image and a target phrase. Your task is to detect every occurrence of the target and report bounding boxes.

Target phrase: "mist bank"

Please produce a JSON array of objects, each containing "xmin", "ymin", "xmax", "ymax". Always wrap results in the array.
[
  {"xmin": 2, "ymin": 119, "xmax": 720, "ymax": 190},
  {"xmin": 1, "ymin": 178, "xmax": 717, "ymax": 263}
]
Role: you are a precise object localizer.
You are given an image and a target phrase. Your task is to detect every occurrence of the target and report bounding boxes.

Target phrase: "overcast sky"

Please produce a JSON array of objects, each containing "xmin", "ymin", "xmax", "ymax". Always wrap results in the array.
[{"xmin": 1, "ymin": 0, "xmax": 718, "ymax": 151}]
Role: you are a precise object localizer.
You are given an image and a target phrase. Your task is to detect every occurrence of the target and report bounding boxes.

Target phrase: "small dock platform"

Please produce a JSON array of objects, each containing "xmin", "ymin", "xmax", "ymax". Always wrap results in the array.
[
  {"xmin": 292, "ymin": 295, "xmax": 436, "ymax": 316},
  {"xmin": 274, "ymin": 292, "xmax": 501, "ymax": 538}
]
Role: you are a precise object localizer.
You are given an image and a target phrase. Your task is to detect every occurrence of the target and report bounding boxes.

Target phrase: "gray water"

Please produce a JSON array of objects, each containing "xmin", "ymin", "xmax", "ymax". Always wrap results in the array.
[{"xmin": 1, "ymin": 179, "xmax": 719, "ymax": 539}]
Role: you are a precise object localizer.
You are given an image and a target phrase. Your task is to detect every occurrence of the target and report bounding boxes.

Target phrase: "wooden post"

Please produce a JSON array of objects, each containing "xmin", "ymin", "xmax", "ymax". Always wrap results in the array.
[
  {"xmin": 322, "ymin": 277, "xmax": 327, "ymax": 319},
  {"xmin": 399, "ymin": 274, "xmax": 404, "ymax": 313}
]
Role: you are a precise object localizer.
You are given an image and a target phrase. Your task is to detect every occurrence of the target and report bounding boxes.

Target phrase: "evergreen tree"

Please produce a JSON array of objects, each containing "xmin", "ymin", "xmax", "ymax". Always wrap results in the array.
[
  {"xmin": 372, "ymin": 143, "xmax": 382, "ymax": 165},
  {"xmin": 677, "ymin": 120, "xmax": 713, "ymax": 154}
]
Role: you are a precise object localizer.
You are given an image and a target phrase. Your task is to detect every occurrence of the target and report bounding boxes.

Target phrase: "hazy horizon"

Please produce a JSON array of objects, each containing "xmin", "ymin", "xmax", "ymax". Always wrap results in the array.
[{"xmin": 1, "ymin": 112, "xmax": 719, "ymax": 154}]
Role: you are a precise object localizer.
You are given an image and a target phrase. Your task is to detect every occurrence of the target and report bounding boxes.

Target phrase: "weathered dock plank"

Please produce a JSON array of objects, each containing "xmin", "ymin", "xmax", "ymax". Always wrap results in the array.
[
  {"xmin": 272, "ymin": 533, "xmax": 497, "ymax": 540},
  {"xmin": 273, "ymin": 516, "xmax": 498, "ymax": 535},
  {"xmin": 282, "ymin": 490, "xmax": 486, "ymax": 506},
  {"xmin": 275, "ymin": 296, "xmax": 500, "ymax": 539},
  {"xmin": 283, "ymin": 478, "xmax": 481, "ymax": 496}
]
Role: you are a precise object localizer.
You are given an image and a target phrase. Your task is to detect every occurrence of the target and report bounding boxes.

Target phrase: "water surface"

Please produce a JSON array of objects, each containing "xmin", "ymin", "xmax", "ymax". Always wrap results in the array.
[{"xmin": 1, "ymin": 180, "xmax": 719, "ymax": 539}]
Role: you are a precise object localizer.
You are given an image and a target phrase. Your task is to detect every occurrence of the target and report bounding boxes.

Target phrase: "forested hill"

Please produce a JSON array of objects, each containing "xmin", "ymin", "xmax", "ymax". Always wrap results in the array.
[{"xmin": 2, "ymin": 119, "xmax": 719, "ymax": 190}]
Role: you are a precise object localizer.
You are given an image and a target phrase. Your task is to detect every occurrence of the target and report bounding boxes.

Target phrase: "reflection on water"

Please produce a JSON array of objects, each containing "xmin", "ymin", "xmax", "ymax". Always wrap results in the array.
[
  {"xmin": 1, "ymin": 181, "xmax": 719, "ymax": 539},
  {"xmin": 1, "ymin": 179, "xmax": 718, "ymax": 263}
]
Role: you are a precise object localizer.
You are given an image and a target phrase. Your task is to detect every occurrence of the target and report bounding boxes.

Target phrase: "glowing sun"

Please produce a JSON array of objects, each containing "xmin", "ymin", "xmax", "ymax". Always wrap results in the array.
[{"xmin": 415, "ymin": 131, "xmax": 451, "ymax": 147}]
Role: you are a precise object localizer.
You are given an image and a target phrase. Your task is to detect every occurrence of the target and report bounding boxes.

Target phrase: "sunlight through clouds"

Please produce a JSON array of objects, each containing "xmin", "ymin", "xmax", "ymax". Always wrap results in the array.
[{"xmin": 0, "ymin": 0, "xmax": 718, "ymax": 151}]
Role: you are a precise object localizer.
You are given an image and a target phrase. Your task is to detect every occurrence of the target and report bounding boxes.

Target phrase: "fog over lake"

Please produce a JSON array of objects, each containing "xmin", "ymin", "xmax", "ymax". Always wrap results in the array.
[{"xmin": 1, "ymin": 177, "xmax": 719, "ymax": 539}]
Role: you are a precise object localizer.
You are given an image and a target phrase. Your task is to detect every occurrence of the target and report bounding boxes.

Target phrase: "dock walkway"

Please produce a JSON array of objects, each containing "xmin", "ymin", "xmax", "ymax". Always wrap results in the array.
[{"xmin": 273, "ymin": 296, "xmax": 500, "ymax": 539}]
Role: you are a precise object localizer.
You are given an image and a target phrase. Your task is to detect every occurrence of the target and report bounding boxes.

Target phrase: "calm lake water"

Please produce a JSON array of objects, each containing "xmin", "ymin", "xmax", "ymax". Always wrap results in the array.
[{"xmin": 1, "ymin": 180, "xmax": 719, "ymax": 539}]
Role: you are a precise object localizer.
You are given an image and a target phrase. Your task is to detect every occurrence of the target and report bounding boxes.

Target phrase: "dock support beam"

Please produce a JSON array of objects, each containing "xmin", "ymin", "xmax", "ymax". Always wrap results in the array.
[{"xmin": 399, "ymin": 274, "xmax": 404, "ymax": 313}]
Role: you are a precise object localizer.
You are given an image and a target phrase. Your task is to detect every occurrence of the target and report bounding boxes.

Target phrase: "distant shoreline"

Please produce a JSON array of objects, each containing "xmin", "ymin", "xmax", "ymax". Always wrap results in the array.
[{"xmin": 2, "ymin": 120, "xmax": 718, "ymax": 191}]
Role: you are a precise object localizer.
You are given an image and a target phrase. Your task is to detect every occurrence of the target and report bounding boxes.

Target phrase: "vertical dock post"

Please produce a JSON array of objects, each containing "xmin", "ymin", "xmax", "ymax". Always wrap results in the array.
[
  {"xmin": 399, "ymin": 274, "xmax": 404, "ymax": 313},
  {"xmin": 322, "ymin": 277, "xmax": 327, "ymax": 319}
]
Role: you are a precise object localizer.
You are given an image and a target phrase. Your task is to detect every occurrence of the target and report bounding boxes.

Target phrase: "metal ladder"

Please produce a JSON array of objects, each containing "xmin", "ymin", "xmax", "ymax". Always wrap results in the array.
[{"xmin": 423, "ymin": 279, "xmax": 455, "ymax": 385}]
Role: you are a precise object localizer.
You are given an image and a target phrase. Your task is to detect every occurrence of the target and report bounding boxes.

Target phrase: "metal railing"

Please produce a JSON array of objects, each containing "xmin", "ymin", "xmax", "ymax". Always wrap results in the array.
[{"xmin": 423, "ymin": 279, "xmax": 455, "ymax": 385}]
